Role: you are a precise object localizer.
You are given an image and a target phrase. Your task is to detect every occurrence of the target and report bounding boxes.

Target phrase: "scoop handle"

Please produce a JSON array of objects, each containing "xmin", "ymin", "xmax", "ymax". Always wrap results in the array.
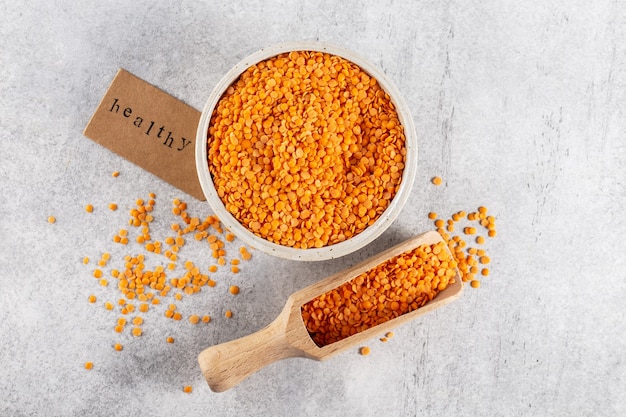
[{"xmin": 198, "ymin": 315, "xmax": 304, "ymax": 392}]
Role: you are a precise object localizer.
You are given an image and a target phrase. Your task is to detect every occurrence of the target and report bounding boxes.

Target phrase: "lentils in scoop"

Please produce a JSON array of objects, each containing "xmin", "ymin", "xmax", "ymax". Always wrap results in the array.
[
  {"xmin": 301, "ymin": 241, "xmax": 457, "ymax": 347},
  {"xmin": 207, "ymin": 50, "xmax": 407, "ymax": 249}
]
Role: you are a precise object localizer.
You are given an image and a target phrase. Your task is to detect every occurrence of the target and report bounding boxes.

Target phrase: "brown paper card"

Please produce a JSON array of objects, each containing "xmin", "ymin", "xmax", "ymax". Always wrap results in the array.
[{"xmin": 83, "ymin": 68, "xmax": 205, "ymax": 200}]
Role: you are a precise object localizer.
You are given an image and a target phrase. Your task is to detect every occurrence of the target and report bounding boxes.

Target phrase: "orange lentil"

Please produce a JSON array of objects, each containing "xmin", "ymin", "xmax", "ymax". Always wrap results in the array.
[
  {"xmin": 88, "ymin": 294, "xmax": 97, "ymax": 303},
  {"xmin": 476, "ymin": 236, "xmax": 485, "ymax": 244},
  {"xmin": 225, "ymin": 310, "xmax": 233, "ymax": 318},
  {"xmin": 488, "ymin": 230, "xmax": 497, "ymax": 238},
  {"xmin": 188, "ymin": 315, "xmax": 200, "ymax": 325},
  {"xmin": 359, "ymin": 346, "xmax": 371, "ymax": 356},
  {"xmin": 470, "ymin": 280, "xmax": 481, "ymax": 288},
  {"xmin": 301, "ymin": 241, "xmax": 457, "ymax": 347},
  {"xmin": 166, "ymin": 336, "xmax": 175, "ymax": 343},
  {"xmin": 114, "ymin": 343, "xmax": 123, "ymax": 351},
  {"xmin": 47, "ymin": 216, "xmax": 56, "ymax": 224},
  {"xmin": 104, "ymin": 302, "xmax": 113, "ymax": 310},
  {"xmin": 231, "ymin": 266, "xmax": 240, "ymax": 274},
  {"xmin": 84, "ymin": 362, "xmax": 94, "ymax": 370},
  {"xmin": 131, "ymin": 327, "xmax": 142, "ymax": 337},
  {"xmin": 93, "ymin": 269, "xmax": 103, "ymax": 279},
  {"xmin": 109, "ymin": 203, "xmax": 118, "ymax": 211},
  {"xmin": 431, "ymin": 176, "xmax": 443, "ymax": 186},
  {"xmin": 428, "ymin": 212, "xmax": 437, "ymax": 220},
  {"xmin": 480, "ymin": 256, "xmax": 490, "ymax": 264},
  {"xmin": 481, "ymin": 268, "xmax": 490, "ymax": 276},
  {"xmin": 207, "ymin": 51, "xmax": 406, "ymax": 249},
  {"xmin": 85, "ymin": 204, "xmax": 94, "ymax": 213},
  {"xmin": 132, "ymin": 316, "xmax": 143, "ymax": 326},
  {"xmin": 183, "ymin": 386, "xmax": 193, "ymax": 393},
  {"xmin": 464, "ymin": 227, "xmax": 477, "ymax": 235},
  {"xmin": 202, "ymin": 315, "xmax": 211, "ymax": 323},
  {"xmin": 229, "ymin": 285, "xmax": 240, "ymax": 295},
  {"xmin": 83, "ymin": 256, "xmax": 89, "ymax": 264}
]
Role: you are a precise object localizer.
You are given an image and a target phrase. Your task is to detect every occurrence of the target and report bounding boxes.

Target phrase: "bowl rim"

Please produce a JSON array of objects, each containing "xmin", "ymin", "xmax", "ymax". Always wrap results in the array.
[{"xmin": 195, "ymin": 41, "xmax": 417, "ymax": 261}]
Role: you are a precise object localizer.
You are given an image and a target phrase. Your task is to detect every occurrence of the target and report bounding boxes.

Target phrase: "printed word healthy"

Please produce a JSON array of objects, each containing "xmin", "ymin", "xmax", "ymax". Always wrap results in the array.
[{"xmin": 109, "ymin": 98, "xmax": 191, "ymax": 151}]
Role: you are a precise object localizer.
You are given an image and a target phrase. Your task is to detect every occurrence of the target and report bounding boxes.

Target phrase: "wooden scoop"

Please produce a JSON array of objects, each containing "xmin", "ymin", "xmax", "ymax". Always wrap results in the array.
[{"xmin": 198, "ymin": 231, "xmax": 463, "ymax": 392}]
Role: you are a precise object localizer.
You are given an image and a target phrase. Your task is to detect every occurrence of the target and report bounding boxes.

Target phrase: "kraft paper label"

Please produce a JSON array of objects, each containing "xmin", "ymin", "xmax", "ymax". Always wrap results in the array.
[{"xmin": 83, "ymin": 69, "xmax": 205, "ymax": 200}]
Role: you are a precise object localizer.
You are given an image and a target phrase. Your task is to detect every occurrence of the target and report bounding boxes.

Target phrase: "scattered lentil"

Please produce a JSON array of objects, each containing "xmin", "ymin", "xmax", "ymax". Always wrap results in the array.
[
  {"xmin": 81, "ymin": 192, "xmax": 258, "ymax": 382},
  {"xmin": 428, "ymin": 205, "xmax": 497, "ymax": 287}
]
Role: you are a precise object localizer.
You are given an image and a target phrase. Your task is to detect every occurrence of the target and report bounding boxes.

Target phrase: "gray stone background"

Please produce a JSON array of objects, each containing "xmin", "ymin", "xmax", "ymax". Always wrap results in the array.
[{"xmin": 1, "ymin": 1, "xmax": 624, "ymax": 416}]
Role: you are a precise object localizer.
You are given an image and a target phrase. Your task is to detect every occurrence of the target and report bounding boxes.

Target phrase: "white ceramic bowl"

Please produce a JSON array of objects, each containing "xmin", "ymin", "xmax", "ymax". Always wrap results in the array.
[{"xmin": 196, "ymin": 41, "xmax": 417, "ymax": 261}]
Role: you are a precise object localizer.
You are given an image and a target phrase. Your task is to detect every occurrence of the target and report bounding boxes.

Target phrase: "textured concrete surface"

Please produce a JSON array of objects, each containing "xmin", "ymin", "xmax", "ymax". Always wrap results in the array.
[{"xmin": 1, "ymin": 1, "xmax": 625, "ymax": 416}]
